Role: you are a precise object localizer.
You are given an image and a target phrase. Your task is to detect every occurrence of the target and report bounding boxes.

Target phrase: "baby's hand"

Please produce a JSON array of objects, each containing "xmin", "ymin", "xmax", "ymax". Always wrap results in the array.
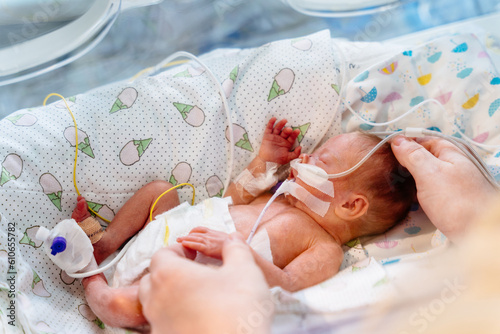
[
  {"xmin": 259, "ymin": 117, "xmax": 302, "ymax": 165},
  {"xmin": 177, "ymin": 227, "xmax": 230, "ymax": 259}
]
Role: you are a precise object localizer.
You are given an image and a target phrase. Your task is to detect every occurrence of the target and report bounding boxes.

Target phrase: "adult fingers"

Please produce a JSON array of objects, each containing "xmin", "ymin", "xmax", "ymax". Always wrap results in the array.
[
  {"xmin": 391, "ymin": 135, "xmax": 443, "ymax": 179},
  {"xmin": 138, "ymin": 273, "xmax": 152, "ymax": 305},
  {"xmin": 148, "ymin": 247, "xmax": 186, "ymax": 273},
  {"xmin": 415, "ymin": 136, "xmax": 469, "ymax": 162}
]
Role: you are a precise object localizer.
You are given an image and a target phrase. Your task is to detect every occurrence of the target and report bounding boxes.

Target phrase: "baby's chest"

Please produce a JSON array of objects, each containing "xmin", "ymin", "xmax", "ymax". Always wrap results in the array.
[
  {"xmin": 230, "ymin": 204, "xmax": 321, "ymax": 267},
  {"xmin": 258, "ymin": 213, "xmax": 320, "ymax": 267}
]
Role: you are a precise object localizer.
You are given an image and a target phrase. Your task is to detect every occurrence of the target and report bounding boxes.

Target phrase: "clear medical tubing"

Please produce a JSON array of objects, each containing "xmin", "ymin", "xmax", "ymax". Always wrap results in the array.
[
  {"xmin": 134, "ymin": 51, "xmax": 235, "ymax": 197},
  {"xmin": 246, "ymin": 179, "xmax": 295, "ymax": 244},
  {"xmin": 325, "ymin": 128, "xmax": 500, "ymax": 190},
  {"xmin": 344, "ymin": 97, "xmax": 500, "ymax": 151},
  {"xmin": 308, "ymin": 40, "xmax": 349, "ymax": 153},
  {"xmin": 325, "ymin": 131, "xmax": 400, "ymax": 178},
  {"xmin": 342, "ymin": 95, "xmax": 500, "ymax": 188}
]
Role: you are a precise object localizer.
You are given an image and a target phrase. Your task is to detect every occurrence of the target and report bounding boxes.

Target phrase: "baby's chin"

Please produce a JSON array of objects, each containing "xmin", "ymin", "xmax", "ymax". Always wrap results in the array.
[{"xmin": 284, "ymin": 193, "xmax": 299, "ymax": 207}]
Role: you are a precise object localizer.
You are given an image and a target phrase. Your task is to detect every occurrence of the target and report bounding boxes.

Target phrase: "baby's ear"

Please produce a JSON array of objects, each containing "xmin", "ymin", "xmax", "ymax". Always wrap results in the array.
[{"xmin": 335, "ymin": 194, "xmax": 369, "ymax": 221}]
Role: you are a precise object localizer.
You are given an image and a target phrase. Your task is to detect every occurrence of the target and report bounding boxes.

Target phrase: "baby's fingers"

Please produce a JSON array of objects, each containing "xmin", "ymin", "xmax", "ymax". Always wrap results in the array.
[
  {"xmin": 180, "ymin": 240, "xmax": 207, "ymax": 253},
  {"xmin": 177, "ymin": 234, "xmax": 205, "ymax": 243},
  {"xmin": 265, "ymin": 117, "xmax": 278, "ymax": 134},
  {"xmin": 188, "ymin": 226, "xmax": 210, "ymax": 234},
  {"xmin": 272, "ymin": 119, "xmax": 288, "ymax": 135},
  {"xmin": 285, "ymin": 128, "xmax": 301, "ymax": 143},
  {"xmin": 287, "ymin": 145, "xmax": 302, "ymax": 161}
]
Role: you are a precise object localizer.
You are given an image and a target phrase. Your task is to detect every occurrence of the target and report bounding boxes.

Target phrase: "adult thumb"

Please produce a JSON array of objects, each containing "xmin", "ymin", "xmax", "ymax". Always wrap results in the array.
[
  {"xmin": 221, "ymin": 234, "xmax": 255, "ymax": 267},
  {"xmin": 391, "ymin": 135, "xmax": 439, "ymax": 180}
]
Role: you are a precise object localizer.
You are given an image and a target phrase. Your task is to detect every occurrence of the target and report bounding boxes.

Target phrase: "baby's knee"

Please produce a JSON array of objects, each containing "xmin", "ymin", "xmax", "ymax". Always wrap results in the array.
[
  {"xmin": 144, "ymin": 180, "xmax": 177, "ymax": 198},
  {"xmin": 143, "ymin": 180, "xmax": 180, "ymax": 212}
]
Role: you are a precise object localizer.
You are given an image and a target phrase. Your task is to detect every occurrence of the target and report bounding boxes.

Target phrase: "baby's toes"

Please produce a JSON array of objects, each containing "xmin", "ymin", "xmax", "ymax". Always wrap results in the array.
[{"xmin": 72, "ymin": 197, "xmax": 91, "ymax": 221}]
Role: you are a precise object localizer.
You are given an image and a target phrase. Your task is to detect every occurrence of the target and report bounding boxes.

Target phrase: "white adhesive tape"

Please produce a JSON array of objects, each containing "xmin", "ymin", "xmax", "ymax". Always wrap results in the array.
[
  {"xmin": 280, "ymin": 181, "xmax": 330, "ymax": 217},
  {"xmin": 290, "ymin": 159, "xmax": 334, "ymax": 198},
  {"xmin": 234, "ymin": 162, "xmax": 279, "ymax": 197}
]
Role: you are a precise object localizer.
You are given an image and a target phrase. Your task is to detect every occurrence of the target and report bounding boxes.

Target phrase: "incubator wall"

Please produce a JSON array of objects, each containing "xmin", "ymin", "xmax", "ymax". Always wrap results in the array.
[{"xmin": 0, "ymin": 0, "xmax": 499, "ymax": 120}]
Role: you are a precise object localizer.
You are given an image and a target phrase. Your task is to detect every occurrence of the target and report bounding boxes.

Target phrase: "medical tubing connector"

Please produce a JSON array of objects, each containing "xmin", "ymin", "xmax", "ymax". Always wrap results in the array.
[{"xmin": 134, "ymin": 51, "xmax": 235, "ymax": 197}]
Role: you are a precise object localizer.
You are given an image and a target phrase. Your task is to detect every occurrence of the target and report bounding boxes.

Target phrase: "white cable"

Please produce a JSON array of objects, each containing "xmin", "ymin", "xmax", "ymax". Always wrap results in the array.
[
  {"xmin": 134, "ymin": 51, "xmax": 235, "ymax": 196},
  {"xmin": 246, "ymin": 179, "xmax": 295, "ymax": 244},
  {"xmin": 308, "ymin": 39, "xmax": 349, "ymax": 154},
  {"xmin": 323, "ymin": 127, "xmax": 500, "ymax": 190},
  {"xmin": 420, "ymin": 129, "xmax": 500, "ymax": 190},
  {"xmin": 344, "ymin": 97, "xmax": 445, "ymax": 127},
  {"xmin": 69, "ymin": 52, "xmax": 235, "ymax": 278},
  {"xmin": 326, "ymin": 131, "xmax": 401, "ymax": 178},
  {"xmin": 66, "ymin": 235, "xmax": 138, "ymax": 278},
  {"xmin": 344, "ymin": 97, "xmax": 500, "ymax": 151}
]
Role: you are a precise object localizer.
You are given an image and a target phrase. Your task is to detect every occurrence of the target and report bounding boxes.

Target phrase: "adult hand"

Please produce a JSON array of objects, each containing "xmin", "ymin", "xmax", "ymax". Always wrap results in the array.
[
  {"xmin": 391, "ymin": 135, "xmax": 498, "ymax": 242},
  {"xmin": 139, "ymin": 235, "xmax": 273, "ymax": 334}
]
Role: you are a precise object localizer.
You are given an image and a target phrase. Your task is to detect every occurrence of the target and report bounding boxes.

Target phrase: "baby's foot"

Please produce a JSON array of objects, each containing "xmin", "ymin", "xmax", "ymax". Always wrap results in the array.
[
  {"xmin": 71, "ymin": 196, "xmax": 104, "ymax": 244},
  {"xmin": 72, "ymin": 196, "xmax": 92, "ymax": 222}
]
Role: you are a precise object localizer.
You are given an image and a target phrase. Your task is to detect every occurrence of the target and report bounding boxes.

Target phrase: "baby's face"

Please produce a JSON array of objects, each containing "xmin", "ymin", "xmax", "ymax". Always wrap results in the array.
[
  {"xmin": 287, "ymin": 133, "xmax": 363, "ymax": 215},
  {"xmin": 291, "ymin": 132, "xmax": 360, "ymax": 178}
]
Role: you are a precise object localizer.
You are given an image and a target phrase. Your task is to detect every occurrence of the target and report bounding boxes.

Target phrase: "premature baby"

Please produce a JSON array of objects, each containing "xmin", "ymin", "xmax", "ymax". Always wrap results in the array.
[{"xmin": 74, "ymin": 118, "xmax": 416, "ymax": 328}]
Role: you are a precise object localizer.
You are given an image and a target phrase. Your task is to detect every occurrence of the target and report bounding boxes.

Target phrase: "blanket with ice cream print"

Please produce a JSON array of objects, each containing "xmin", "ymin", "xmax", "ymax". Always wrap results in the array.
[
  {"xmin": 0, "ymin": 29, "xmax": 342, "ymax": 334},
  {"xmin": 2, "ymin": 28, "xmax": 500, "ymax": 334}
]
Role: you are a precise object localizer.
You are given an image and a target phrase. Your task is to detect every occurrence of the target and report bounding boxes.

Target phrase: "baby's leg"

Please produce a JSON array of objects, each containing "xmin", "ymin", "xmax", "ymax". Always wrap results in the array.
[
  {"xmin": 82, "ymin": 243, "xmax": 195, "ymax": 328},
  {"xmin": 83, "ymin": 274, "xmax": 146, "ymax": 328},
  {"xmin": 74, "ymin": 180, "xmax": 180, "ymax": 264}
]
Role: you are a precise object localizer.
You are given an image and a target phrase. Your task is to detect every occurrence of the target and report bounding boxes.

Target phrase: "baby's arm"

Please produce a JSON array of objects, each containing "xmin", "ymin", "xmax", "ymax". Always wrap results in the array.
[
  {"xmin": 225, "ymin": 117, "xmax": 301, "ymax": 205},
  {"xmin": 178, "ymin": 228, "xmax": 343, "ymax": 292},
  {"xmin": 251, "ymin": 242, "xmax": 344, "ymax": 292}
]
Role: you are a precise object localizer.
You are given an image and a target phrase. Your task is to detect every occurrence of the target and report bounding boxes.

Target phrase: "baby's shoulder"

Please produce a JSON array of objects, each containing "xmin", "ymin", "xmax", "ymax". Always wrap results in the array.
[{"xmin": 308, "ymin": 232, "xmax": 344, "ymax": 260}]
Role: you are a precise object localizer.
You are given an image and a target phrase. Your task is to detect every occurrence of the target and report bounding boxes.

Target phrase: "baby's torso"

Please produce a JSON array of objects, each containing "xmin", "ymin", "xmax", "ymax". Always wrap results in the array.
[{"xmin": 229, "ymin": 194, "xmax": 334, "ymax": 269}]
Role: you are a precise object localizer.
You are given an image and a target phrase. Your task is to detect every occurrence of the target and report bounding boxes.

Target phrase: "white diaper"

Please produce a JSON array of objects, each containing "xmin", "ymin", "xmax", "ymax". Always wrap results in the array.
[
  {"xmin": 112, "ymin": 197, "xmax": 235, "ymax": 287},
  {"xmin": 111, "ymin": 196, "xmax": 273, "ymax": 287}
]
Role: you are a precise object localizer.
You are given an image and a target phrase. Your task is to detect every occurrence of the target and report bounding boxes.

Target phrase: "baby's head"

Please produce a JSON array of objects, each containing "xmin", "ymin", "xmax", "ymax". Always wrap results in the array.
[{"xmin": 291, "ymin": 132, "xmax": 416, "ymax": 240}]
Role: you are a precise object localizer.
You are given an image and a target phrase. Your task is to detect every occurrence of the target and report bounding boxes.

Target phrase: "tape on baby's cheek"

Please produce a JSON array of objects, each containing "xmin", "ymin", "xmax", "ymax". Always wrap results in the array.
[
  {"xmin": 290, "ymin": 159, "xmax": 334, "ymax": 198},
  {"xmin": 283, "ymin": 182, "xmax": 330, "ymax": 217},
  {"xmin": 234, "ymin": 162, "xmax": 279, "ymax": 197}
]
